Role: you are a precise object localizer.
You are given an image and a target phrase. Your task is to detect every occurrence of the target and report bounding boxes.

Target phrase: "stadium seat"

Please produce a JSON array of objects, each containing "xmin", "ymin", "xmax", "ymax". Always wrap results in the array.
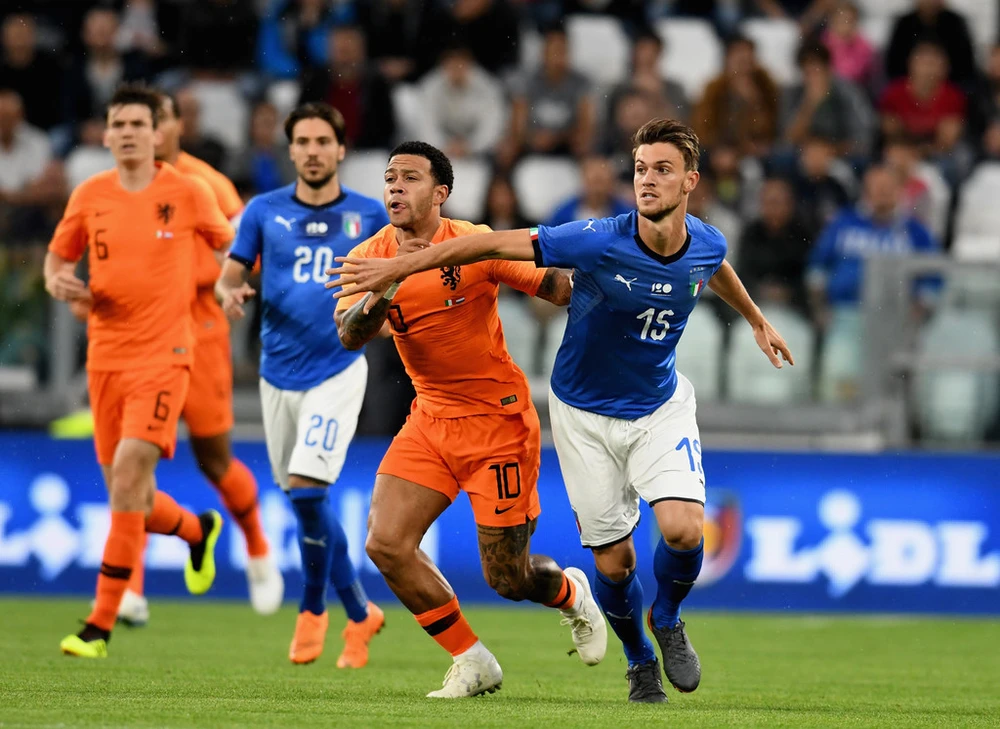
[
  {"xmin": 859, "ymin": 15, "xmax": 893, "ymax": 52},
  {"xmin": 443, "ymin": 157, "xmax": 490, "ymax": 223},
  {"xmin": 189, "ymin": 80, "xmax": 249, "ymax": 154},
  {"xmin": 854, "ymin": 0, "xmax": 911, "ymax": 18},
  {"xmin": 518, "ymin": 27, "xmax": 542, "ymax": 76},
  {"xmin": 496, "ymin": 295, "xmax": 538, "ymax": 375},
  {"xmin": 949, "ymin": 0, "xmax": 998, "ymax": 55},
  {"xmin": 338, "ymin": 149, "xmax": 389, "ymax": 201},
  {"xmin": 391, "ymin": 84, "xmax": 423, "ymax": 143},
  {"xmin": 727, "ymin": 305, "xmax": 813, "ymax": 404},
  {"xmin": 915, "ymin": 309, "xmax": 1000, "ymax": 442},
  {"xmin": 915, "ymin": 162, "xmax": 950, "ymax": 243},
  {"xmin": 65, "ymin": 148, "xmax": 113, "ymax": 190},
  {"xmin": 655, "ymin": 18, "xmax": 723, "ymax": 102},
  {"xmin": 565, "ymin": 15, "xmax": 630, "ymax": 87},
  {"xmin": 818, "ymin": 307, "xmax": 863, "ymax": 404},
  {"xmin": 512, "ymin": 156, "xmax": 580, "ymax": 223},
  {"xmin": 741, "ymin": 19, "xmax": 801, "ymax": 86},
  {"xmin": 952, "ymin": 234, "xmax": 1000, "ymax": 262},
  {"xmin": 675, "ymin": 303, "xmax": 724, "ymax": 402},
  {"xmin": 266, "ymin": 80, "xmax": 300, "ymax": 130},
  {"xmin": 954, "ymin": 163, "xmax": 1000, "ymax": 240}
]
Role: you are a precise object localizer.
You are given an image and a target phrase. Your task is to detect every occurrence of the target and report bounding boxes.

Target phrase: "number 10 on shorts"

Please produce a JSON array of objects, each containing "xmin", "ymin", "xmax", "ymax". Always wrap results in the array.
[{"xmin": 489, "ymin": 462, "xmax": 521, "ymax": 500}]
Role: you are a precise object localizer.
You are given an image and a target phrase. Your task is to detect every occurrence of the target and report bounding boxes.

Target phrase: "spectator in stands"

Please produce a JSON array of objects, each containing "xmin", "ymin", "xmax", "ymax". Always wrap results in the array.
[
  {"xmin": 64, "ymin": 118, "xmax": 114, "ymax": 190},
  {"xmin": 737, "ymin": 177, "xmax": 812, "ymax": 313},
  {"xmin": 0, "ymin": 89, "xmax": 65, "ymax": 244},
  {"xmin": 791, "ymin": 136, "xmax": 856, "ymax": 237},
  {"xmin": 483, "ymin": 174, "xmax": 533, "ymax": 229},
  {"xmin": 821, "ymin": 1, "xmax": 876, "ymax": 91},
  {"xmin": 116, "ymin": 0, "xmax": 176, "ymax": 67},
  {"xmin": 782, "ymin": 43, "xmax": 871, "ymax": 159},
  {"xmin": 880, "ymin": 40, "xmax": 968, "ymax": 181},
  {"xmin": 560, "ymin": 0, "xmax": 647, "ymax": 27},
  {"xmin": 0, "ymin": 14, "xmax": 64, "ymax": 132},
  {"xmin": 694, "ymin": 34, "xmax": 779, "ymax": 158},
  {"xmin": 807, "ymin": 165, "xmax": 938, "ymax": 328},
  {"xmin": 705, "ymin": 142, "xmax": 753, "ymax": 215},
  {"xmin": 175, "ymin": 87, "xmax": 228, "ymax": 173},
  {"xmin": 299, "ymin": 25, "xmax": 396, "ymax": 150},
  {"xmin": 753, "ymin": 0, "xmax": 836, "ymax": 34},
  {"xmin": 431, "ymin": 0, "xmax": 521, "ymax": 77},
  {"xmin": 546, "ymin": 155, "xmax": 633, "ymax": 227},
  {"xmin": 501, "ymin": 24, "xmax": 595, "ymax": 168},
  {"xmin": 883, "ymin": 136, "xmax": 934, "ymax": 230},
  {"xmin": 357, "ymin": 0, "xmax": 435, "ymax": 83},
  {"xmin": 65, "ymin": 8, "xmax": 149, "ymax": 128},
  {"xmin": 969, "ymin": 45, "xmax": 1000, "ymax": 153},
  {"xmin": 417, "ymin": 43, "xmax": 506, "ymax": 160},
  {"xmin": 600, "ymin": 87, "xmax": 656, "ymax": 189},
  {"xmin": 233, "ymin": 101, "xmax": 296, "ymax": 194},
  {"xmin": 178, "ymin": 0, "xmax": 258, "ymax": 73},
  {"xmin": 687, "ymin": 173, "xmax": 743, "ymax": 261},
  {"xmin": 257, "ymin": 0, "xmax": 350, "ymax": 80},
  {"xmin": 607, "ymin": 27, "xmax": 689, "ymax": 125},
  {"xmin": 885, "ymin": 0, "xmax": 977, "ymax": 87}
]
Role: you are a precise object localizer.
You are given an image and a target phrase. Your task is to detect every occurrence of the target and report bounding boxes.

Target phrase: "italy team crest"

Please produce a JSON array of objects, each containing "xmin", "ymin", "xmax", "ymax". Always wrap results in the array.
[
  {"xmin": 343, "ymin": 212, "xmax": 362, "ymax": 239},
  {"xmin": 689, "ymin": 266, "xmax": 707, "ymax": 297}
]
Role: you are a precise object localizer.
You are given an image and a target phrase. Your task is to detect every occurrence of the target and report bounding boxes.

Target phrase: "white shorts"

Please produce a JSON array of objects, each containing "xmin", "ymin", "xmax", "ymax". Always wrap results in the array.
[
  {"xmin": 259, "ymin": 356, "xmax": 368, "ymax": 491},
  {"xmin": 549, "ymin": 372, "xmax": 706, "ymax": 549}
]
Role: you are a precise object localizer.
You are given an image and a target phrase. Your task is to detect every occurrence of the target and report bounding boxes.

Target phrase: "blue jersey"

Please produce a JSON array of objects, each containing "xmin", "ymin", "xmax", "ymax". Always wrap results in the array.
[
  {"xmin": 229, "ymin": 183, "xmax": 389, "ymax": 390},
  {"xmin": 534, "ymin": 212, "xmax": 727, "ymax": 419}
]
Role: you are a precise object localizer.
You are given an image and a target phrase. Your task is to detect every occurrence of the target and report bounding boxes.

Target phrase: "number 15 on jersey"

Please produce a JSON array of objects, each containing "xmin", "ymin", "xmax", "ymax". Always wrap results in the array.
[{"xmin": 637, "ymin": 308, "xmax": 673, "ymax": 341}]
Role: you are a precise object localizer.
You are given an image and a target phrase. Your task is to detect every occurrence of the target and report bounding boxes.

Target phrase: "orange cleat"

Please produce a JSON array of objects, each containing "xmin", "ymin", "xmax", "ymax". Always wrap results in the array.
[
  {"xmin": 336, "ymin": 602, "xmax": 385, "ymax": 669},
  {"xmin": 289, "ymin": 610, "xmax": 329, "ymax": 664}
]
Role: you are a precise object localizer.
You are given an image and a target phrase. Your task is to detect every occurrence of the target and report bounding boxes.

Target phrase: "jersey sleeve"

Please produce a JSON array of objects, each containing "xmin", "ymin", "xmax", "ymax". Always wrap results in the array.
[
  {"xmin": 189, "ymin": 175, "xmax": 234, "ymax": 249},
  {"xmin": 489, "ymin": 260, "xmax": 546, "ymax": 296},
  {"xmin": 228, "ymin": 197, "xmax": 264, "ymax": 267},
  {"xmin": 334, "ymin": 240, "xmax": 376, "ymax": 313},
  {"xmin": 48, "ymin": 183, "xmax": 89, "ymax": 262},
  {"xmin": 533, "ymin": 218, "xmax": 614, "ymax": 274}
]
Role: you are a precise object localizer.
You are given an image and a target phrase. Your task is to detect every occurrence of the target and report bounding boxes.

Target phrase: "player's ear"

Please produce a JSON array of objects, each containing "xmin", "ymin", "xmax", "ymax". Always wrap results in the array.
[
  {"xmin": 337, "ymin": 144, "xmax": 346, "ymax": 163},
  {"xmin": 152, "ymin": 127, "xmax": 164, "ymax": 148},
  {"xmin": 102, "ymin": 127, "xmax": 111, "ymax": 149},
  {"xmin": 433, "ymin": 185, "xmax": 449, "ymax": 207},
  {"xmin": 683, "ymin": 170, "xmax": 700, "ymax": 195}
]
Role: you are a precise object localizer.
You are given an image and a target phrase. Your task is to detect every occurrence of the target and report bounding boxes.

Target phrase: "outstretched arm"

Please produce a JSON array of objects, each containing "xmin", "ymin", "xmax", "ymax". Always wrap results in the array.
[
  {"xmin": 709, "ymin": 260, "xmax": 794, "ymax": 369},
  {"xmin": 535, "ymin": 268, "xmax": 573, "ymax": 306},
  {"xmin": 335, "ymin": 294, "xmax": 393, "ymax": 351}
]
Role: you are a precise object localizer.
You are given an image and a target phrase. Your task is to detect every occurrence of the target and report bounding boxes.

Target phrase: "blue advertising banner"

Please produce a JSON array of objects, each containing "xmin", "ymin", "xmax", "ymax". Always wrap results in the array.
[{"xmin": 1, "ymin": 433, "xmax": 998, "ymax": 614}]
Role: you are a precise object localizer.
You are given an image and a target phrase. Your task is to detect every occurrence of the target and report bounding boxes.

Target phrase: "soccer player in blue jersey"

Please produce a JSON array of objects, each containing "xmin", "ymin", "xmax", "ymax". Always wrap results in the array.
[
  {"xmin": 215, "ymin": 102, "xmax": 390, "ymax": 668},
  {"xmin": 328, "ymin": 118, "xmax": 794, "ymax": 701}
]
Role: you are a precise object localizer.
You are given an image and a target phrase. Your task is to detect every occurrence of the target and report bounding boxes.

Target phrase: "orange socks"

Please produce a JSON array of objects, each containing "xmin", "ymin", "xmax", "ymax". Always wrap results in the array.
[
  {"xmin": 212, "ymin": 458, "xmax": 268, "ymax": 558},
  {"xmin": 126, "ymin": 533, "xmax": 148, "ymax": 596},
  {"xmin": 87, "ymin": 511, "xmax": 144, "ymax": 632},
  {"xmin": 414, "ymin": 596, "xmax": 478, "ymax": 657},
  {"xmin": 545, "ymin": 571, "xmax": 578, "ymax": 611},
  {"xmin": 145, "ymin": 490, "xmax": 203, "ymax": 545}
]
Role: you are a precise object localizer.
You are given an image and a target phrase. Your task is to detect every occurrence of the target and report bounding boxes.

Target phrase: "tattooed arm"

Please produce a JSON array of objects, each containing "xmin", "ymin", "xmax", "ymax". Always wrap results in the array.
[
  {"xmin": 535, "ymin": 268, "xmax": 573, "ymax": 306},
  {"xmin": 335, "ymin": 293, "xmax": 393, "ymax": 351}
]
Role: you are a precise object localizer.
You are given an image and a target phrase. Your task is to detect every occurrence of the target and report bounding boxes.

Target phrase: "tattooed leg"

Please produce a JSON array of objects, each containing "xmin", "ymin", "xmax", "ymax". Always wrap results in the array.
[{"xmin": 476, "ymin": 520, "xmax": 565, "ymax": 604}]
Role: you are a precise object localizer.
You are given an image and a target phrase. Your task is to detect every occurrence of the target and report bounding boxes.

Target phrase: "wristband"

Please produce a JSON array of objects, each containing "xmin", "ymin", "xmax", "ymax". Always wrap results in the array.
[{"xmin": 382, "ymin": 283, "xmax": 400, "ymax": 301}]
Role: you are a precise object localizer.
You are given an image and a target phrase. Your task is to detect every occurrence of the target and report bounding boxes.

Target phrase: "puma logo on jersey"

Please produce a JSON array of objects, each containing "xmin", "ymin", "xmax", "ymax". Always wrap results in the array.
[
  {"xmin": 274, "ymin": 215, "xmax": 296, "ymax": 232},
  {"xmin": 583, "ymin": 220, "xmax": 596, "ymax": 232},
  {"xmin": 614, "ymin": 274, "xmax": 637, "ymax": 291}
]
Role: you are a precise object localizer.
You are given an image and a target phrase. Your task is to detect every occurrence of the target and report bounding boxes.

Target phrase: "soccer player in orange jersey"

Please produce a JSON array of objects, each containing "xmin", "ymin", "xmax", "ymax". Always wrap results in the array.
[
  {"xmin": 45, "ymin": 84, "xmax": 233, "ymax": 658},
  {"xmin": 332, "ymin": 142, "xmax": 608, "ymax": 698}
]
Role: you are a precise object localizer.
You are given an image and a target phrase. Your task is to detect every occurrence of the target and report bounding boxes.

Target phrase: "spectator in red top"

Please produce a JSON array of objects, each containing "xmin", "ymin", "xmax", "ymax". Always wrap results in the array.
[{"xmin": 879, "ymin": 40, "xmax": 968, "ymax": 180}]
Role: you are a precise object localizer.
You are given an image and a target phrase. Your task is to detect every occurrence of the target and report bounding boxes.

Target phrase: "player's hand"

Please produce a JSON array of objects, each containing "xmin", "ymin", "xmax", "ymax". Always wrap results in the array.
[
  {"xmin": 45, "ymin": 270, "xmax": 88, "ymax": 301},
  {"xmin": 220, "ymin": 283, "xmax": 256, "ymax": 320},
  {"xmin": 326, "ymin": 257, "xmax": 405, "ymax": 299},
  {"xmin": 753, "ymin": 319, "xmax": 794, "ymax": 369},
  {"xmin": 68, "ymin": 289, "xmax": 93, "ymax": 322}
]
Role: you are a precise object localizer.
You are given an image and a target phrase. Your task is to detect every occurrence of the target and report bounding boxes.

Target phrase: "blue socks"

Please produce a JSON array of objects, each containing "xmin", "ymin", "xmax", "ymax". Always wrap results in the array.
[
  {"xmin": 288, "ymin": 487, "xmax": 368, "ymax": 622},
  {"xmin": 594, "ymin": 569, "xmax": 656, "ymax": 667},
  {"xmin": 650, "ymin": 537, "xmax": 704, "ymax": 630}
]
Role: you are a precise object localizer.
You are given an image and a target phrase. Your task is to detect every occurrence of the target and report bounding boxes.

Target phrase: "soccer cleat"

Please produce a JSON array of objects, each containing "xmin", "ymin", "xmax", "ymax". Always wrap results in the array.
[
  {"xmin": 626, "ymin": 659, "xmax": 668, "ymax": 703},
  {"xmin": 647, "ymin": 612, "xmax": 701, "ymax": 693},
  {"xmin": 246, "ymin": 554, "xmax": 284, "ymax": 615},
  {"xmin": 336, "ymin": 602, "xmax": 385, "ymax": 669},
  {"xmin": 60, "ymin": 623, "xmax": 109, "ymax": 658},
  {"xmin": 289, "ymin": 610, "xmax": 329, "ymax": 664},
  {"xmin": 184, "ymin": 510, "xmax": 223, "ymax": 596},
  {"xmin": 559, "ymin": 567, "xmax": 608, "ymax": 666},
  {"xmin": 116, "ymin": 589, "xmax": 149, "ymax": 627},
  {"xmin": 426, "ymin": 651, "xmax": 503, "ymax": 698}
]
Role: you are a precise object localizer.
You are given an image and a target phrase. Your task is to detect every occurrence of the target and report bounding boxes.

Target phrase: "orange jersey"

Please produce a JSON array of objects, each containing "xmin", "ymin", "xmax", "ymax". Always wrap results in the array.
[
  {"xmin": 49, "ymin": 163, "xmax": 234, "ymax": 371},
  {"xmin": 337, "ymin": 218, "xmax": 546, "ymax": 418},
  {"xmin": 174, "ymin": 151, "xmax": 244, "ymax": 342}
]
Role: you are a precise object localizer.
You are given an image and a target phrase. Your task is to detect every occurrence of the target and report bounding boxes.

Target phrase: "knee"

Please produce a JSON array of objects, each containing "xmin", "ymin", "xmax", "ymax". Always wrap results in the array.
[
  {"xmin": 199, "ymin": 455, "xmax": 230, "ymax": 485},
  {"xmin": 365, "ymin": 530, "xmax": 407, "ymax": 574},
  {"xmin": 594, "ymin": 538, "xmax": 638, "ymax": 583},
  {"xmin": 662, "ymin": 516, "xmax": 704, "ymax": 551}
]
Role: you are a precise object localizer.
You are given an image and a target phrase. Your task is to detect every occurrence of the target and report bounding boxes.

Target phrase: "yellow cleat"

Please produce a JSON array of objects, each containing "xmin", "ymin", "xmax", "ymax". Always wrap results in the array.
[
  {"xmin": 184, "ymin": 510, "xmax": 223, "ymax": 595},
  {"xmin": 60, "ymin": 634, "xmax": 108, "ymax": 658}
]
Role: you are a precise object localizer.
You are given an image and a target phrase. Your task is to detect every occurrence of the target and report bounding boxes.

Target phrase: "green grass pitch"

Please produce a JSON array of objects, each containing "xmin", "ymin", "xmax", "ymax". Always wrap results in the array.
[{"xmin": 1, "ymin": 598, "xmax": 998, "ymax": 728}]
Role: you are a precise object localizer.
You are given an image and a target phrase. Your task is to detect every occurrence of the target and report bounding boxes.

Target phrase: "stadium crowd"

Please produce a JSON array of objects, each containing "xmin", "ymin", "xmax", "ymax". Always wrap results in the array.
[{"xmin": 1, "ymin": 0, "xmax": 998, "ymax": 431}]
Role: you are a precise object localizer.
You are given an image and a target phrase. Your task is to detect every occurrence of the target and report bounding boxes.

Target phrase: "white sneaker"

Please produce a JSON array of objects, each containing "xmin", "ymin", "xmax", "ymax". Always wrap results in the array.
[
  {"xmin": 426, "ymin": 647, "xmax": 503, "ymax": 698},
  {"xmin": 117, "ymin": 589, "xmax": 150, "ymax": 627},
  {"xmin": 246, "ymin": 555, "xmax": 284, "ymax": 615},
  {"xmin": 560, "ymin": 567, "xmax": 607, "ymax": 666}
]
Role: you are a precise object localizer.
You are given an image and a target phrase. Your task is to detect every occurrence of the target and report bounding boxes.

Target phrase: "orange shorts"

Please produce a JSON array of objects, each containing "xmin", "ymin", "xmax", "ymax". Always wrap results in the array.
[
  {"xmin": 88, "ymin": 365, "xmax": 190, "ymax": 465},
  {"xmin": 182, "ymin": 334, "xmax": 234, "ymax": 438},
  {"xmin": 379, "ymin": 406, "xmax": 542, "ymax": 527}
]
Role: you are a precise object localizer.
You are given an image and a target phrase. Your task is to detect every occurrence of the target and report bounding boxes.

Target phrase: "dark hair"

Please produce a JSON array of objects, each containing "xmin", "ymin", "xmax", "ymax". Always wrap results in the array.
[
  {"xmin": 633, "ymin": 26, "xmax": 664, "ymax": 51},
  {"xmin": 797, "ymin": 42, "xmax": 832, "ymax": 68},
  {"xmin": 388, "ymin": 141, "xmax": 454, "ymax": 195},
  {"xmin": 284, "ymin": 102, "xmax": 347, "ymax": 145},
  {"xmin": 631, "ymin": 118, "xmax": 701, "ymax": 171},
  {"xmin": 107, "ymin": 83, "xmax": 161, "ymax": 128},
  {"xmin": 156, "ymin": 89, "xmax": 181, "ymax": 120},
  {"xmin": 724, "ymin": 33, "xmax": 755, "ymax": 53}
]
